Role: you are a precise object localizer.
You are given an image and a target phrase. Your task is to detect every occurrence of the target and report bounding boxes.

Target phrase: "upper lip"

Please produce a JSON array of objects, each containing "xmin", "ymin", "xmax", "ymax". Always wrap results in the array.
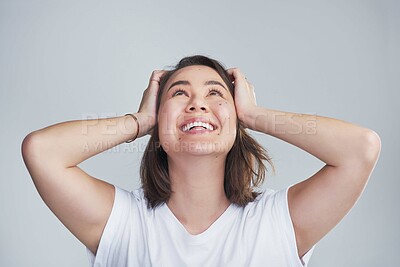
[{"xmin": 179, "ymin": 117, "xmax": 218, "ymax": 131}]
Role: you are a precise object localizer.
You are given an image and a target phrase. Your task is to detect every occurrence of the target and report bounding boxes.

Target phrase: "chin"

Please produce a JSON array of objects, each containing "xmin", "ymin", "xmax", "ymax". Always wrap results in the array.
[{"xmin": 161, "ymin": 140, "xmax": 232, "ymax": 156}]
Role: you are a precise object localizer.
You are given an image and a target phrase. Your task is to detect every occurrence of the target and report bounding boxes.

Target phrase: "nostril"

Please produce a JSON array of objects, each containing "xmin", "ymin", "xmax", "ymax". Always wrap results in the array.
[{"xmin": 188, "ymin": 106, "xmax": 207, "ymax": 111}]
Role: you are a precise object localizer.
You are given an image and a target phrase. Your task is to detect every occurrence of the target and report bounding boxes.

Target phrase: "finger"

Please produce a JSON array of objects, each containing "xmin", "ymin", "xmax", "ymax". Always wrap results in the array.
[
  {"xmin": 146, "ymin": 70, "xmax": 167, "ymax": 95},
  {"xmin": 226, "ymin": 68, "xmax": 247, "ymax": 86},
  {"xmin": 226, "ymin": 68, "xmax": 236, "ymax": 83},
  {"xmin": 149, "ymin": 70, "xmax": 167, "ymax": 84},
  {"xmin": 226, "ymin": 68, "xmax": 245, "ymax": 79}
]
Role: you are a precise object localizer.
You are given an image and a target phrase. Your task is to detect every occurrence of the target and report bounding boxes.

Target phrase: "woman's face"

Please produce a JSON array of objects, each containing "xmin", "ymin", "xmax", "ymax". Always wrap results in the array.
[{"xmin": 158, "ymin": 65, "xmax": 237, "ymax": 157}]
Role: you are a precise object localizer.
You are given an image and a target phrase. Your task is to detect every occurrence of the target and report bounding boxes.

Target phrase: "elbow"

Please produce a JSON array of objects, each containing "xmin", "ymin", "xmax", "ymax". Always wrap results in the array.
[
  {"xmin": 339, "ymin": 130, "xmax": 381, "ymax": 184},
  {"xmin": 21, "ymin": 131, "xmax": 45, "ymax": 166},
  {"xmin": 359, "ymin": 130, "xmax": 381, "ymax": 166}
]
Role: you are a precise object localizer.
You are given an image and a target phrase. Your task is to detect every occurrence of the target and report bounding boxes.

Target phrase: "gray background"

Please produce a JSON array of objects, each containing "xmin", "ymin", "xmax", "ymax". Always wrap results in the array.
[{"xmin": 1, "ymin": 0, "xmax": 398, "ymax": 266}]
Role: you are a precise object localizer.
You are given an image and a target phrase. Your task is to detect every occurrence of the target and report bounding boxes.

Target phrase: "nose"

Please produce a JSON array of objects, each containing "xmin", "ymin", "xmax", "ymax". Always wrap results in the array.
[{"xmin": 186, "ymin": 96, "xmax": 209, "ymax": 113}]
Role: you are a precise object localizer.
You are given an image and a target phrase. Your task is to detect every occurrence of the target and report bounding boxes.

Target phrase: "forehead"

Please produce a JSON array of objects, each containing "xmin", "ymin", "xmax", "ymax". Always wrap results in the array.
[{"xmin": 166, "ymin": 65, "xmax": 224, "ymax": 85}]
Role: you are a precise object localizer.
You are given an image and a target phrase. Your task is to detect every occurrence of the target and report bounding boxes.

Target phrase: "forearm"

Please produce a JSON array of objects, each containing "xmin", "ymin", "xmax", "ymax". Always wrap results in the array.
[
  {"xmin": 248, "ymin": 107, "xmax": 380, "ymax": 167},
  {"xmin": 26, "ymin": 114, "xmax": 144, "ymax": 167}
]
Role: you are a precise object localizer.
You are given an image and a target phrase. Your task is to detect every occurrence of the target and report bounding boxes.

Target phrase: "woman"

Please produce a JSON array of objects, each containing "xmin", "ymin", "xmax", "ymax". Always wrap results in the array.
[{"xmin": 22, "ymin": 55, "xmax": 381, "ymax": 266}]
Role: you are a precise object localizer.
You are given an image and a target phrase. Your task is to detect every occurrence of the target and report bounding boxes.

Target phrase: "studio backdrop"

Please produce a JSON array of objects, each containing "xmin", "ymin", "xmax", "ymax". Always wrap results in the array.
[{"xmin": 0, "ymin": 0, "xmax": 398, "ymax": 266}]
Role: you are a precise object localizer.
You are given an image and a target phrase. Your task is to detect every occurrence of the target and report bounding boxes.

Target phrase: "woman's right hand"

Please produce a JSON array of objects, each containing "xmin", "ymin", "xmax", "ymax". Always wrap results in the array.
[{"xmin": 136, "ymin": 70, "xmax": 167, "ymax": 137}]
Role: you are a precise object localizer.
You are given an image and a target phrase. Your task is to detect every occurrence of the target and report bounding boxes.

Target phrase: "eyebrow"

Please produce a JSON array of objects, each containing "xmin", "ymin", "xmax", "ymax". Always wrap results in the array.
[{"xmin": 167, "ymin": 80, "xmax": 227, "ymax": 91}]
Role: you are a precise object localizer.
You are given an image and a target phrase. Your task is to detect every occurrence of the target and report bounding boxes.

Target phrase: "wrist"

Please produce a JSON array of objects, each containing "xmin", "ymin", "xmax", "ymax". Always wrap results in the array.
[
  {"xmin": 133, "ymin": 112, "xmax": 155, "ymax": 138},
  {"xmin": 238, "ymin": 106, "xmax": 261, "ymax": 130}
]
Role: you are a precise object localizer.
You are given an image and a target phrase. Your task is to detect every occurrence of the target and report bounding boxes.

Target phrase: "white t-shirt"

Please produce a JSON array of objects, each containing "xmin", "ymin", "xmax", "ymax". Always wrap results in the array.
[{"xmin": 87, "ymin": 185, "xmax": 315, "ymax": 267}]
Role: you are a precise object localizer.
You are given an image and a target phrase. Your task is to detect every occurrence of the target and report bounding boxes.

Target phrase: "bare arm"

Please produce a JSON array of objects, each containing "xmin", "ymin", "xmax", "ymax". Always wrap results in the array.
[
  {"xmin": 22, "ymin": 116, "xmax": 139, "ymax": 254},
  {"xmin": 21, "ymin": 70, "xmax": 165, "ymax": 254},
  {"xmin": 228, "ymin": 68, "xmax": 381, "ymax": 257}
]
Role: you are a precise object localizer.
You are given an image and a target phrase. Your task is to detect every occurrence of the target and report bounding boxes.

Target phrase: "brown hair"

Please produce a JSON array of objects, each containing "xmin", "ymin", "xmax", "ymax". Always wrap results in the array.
[{"xmin": 140, "ymin": 55, "xmax": 274, "ymax": 208}]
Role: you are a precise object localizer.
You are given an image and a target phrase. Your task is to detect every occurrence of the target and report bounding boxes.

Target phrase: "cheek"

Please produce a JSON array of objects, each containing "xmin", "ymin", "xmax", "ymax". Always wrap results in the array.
[
  {"xmin": 213, "ymin": 101, "xmax": 237, "ymax": 133},
  {"xmin": 157, "ymin": 104, "xmax": 182, "ymax": 136}
]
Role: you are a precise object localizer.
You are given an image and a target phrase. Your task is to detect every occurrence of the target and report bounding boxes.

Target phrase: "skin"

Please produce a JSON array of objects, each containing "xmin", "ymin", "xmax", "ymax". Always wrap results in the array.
[
  {"xmin": 227, "ymin": 67, "xmax": 381, "ymax": 257},
  {"xmin": 157, "ymin": 66, "xmax": 237, "ymax": 234},
  {"xmin": 21, "ymin": 65, "xmax": 381, "ymax": 259}
]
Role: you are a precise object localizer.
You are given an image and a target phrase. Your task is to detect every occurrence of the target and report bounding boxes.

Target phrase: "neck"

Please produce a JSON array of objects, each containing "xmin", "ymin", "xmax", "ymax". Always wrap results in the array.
[{"xmin": 166, "ymin": 154, "xmax": 231, "ymax": 234}]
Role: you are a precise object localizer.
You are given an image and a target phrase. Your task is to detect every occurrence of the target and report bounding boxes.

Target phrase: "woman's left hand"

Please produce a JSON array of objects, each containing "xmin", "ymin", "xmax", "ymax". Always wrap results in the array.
[{"xmin": 227, "ymin": 68, "xmax": 258, "ymax": 129}]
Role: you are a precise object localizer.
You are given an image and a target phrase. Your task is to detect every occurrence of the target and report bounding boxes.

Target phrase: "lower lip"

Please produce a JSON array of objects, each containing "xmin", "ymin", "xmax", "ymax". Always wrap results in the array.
[{"xmin": 180, "ymin": 127, "xmax": 215, "ymax": 134}]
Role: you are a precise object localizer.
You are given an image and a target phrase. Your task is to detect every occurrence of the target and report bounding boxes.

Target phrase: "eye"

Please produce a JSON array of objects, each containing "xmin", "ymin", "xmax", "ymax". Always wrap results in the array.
[
  {"xmin": 208, "ymin": 87, "xmax": 224, "ymax": 97},
  {"xmin": 172, "ymin": 88, "xmax": 187, "ymax": 97}
]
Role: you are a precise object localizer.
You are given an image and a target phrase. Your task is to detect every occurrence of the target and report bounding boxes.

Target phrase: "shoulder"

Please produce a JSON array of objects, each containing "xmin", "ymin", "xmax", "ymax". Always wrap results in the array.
[
  {"xmin": 131, "ymin": 187, "xmax": 146, "ymax": 202},
  {"xmin": 246, "ymin": 187, "xmax": 285, "ymax": 209},
  {"xmin": 237, "ymin": 186, "xmax": 294, "ymax": 228},
  {"xmin": 250, "ymin": 186, "xmax": 316, "ymax": 265},
  {"xmin": 98, "ymin": 186, "xmax": 152, "ymax": 238},
  {"xmin": 87, "ymin": 186, "xmax": 150, "ymax": 265},
  {"xmin": 116, "ymin": 186, "xmax": 150, "ymax": 209},
  {"xmin": 114, "ymin": 186, "xmax": 145, "ymax": 202},
  {"xmin": 107, "ymin": 186, "xmax": 151, "ymax": 221},
  {"xmin": 256, "ymin": 187, "xmax": 279, "ymax": 201}
]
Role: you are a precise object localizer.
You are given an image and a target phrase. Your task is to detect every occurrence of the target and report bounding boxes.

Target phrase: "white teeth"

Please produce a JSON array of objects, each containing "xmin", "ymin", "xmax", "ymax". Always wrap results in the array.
[{"xmin": 182, "ymin": 121, "xmax": 214, "ymax": 132}]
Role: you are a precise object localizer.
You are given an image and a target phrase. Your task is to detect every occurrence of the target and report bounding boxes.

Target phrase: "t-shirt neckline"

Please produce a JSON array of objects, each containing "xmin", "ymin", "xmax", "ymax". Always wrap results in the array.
[{"xmin": 158, "ymin": 201, "xmax": 238, "ymax": 245}]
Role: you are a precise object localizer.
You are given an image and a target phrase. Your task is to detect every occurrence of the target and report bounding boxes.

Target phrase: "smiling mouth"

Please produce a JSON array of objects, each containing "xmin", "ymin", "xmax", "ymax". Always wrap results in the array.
[
  {"xmin": 180, "ymin": 120, "xmax": 217, "ymax": 133},
  {"xmin": 181, "ymin": 121, "xmax": 215, "ymax": 132}
]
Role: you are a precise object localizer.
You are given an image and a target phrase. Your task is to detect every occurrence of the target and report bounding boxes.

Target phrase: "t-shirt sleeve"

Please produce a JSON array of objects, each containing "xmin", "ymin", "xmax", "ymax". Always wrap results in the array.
[
  {"xmin": 86, "ymin": 185, "xmax": 134, "ymax": 267},
  {"xmin": 274, "ymin": 186, "xmax": 316, "ymax": 266}
]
